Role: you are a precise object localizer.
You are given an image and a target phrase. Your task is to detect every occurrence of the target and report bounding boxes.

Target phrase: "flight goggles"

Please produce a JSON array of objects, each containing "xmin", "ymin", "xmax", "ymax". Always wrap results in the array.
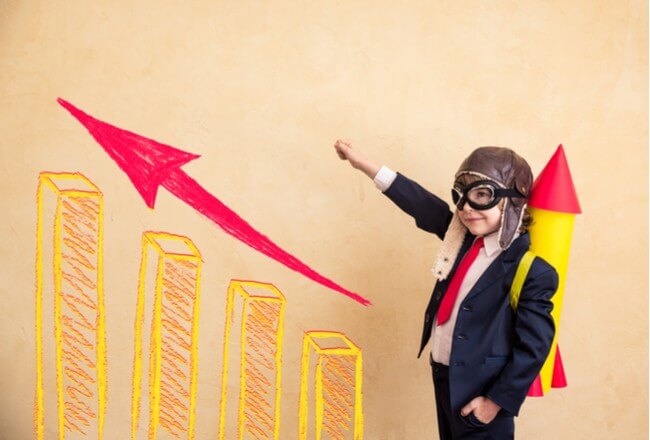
[{"xmin": 452, "ymin": 179, "xmax": 525, "ymax": 210}]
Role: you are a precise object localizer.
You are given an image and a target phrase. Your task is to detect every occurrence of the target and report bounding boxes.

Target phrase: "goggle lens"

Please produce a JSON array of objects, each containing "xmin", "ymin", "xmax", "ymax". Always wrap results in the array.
[{"xmin": 467, "ymin": 185, "xmax": 496, "ymax": 206}]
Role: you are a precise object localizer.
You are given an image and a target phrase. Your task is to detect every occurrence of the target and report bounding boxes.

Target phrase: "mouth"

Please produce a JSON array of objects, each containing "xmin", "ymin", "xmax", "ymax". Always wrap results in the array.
[{"xmin": 464, "ymin": 218, "xmax": 483, "ymax": 222}]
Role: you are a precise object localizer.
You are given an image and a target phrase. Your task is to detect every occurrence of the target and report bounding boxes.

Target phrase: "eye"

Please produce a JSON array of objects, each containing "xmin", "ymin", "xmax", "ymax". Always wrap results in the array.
[{"xmin": 467, "ymin": 187, "xmax": 494, "ymax": 203}]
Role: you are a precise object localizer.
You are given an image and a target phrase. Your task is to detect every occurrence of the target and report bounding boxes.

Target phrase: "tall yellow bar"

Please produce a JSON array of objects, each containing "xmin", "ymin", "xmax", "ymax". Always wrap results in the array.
[
  {"xmin": 219, "ymin": 281, "xmax": 285, "ymax": 440},
  {"xmin": 299, "ymin": 332, "xmax": 363, "ymax": 440},
  {"xmin": 35, "ymin": 172, "xmax": 106, "ymax": 440},
  {"xmin": 131, "ymin": 232, "xmax": 202, "ymax": 440}
]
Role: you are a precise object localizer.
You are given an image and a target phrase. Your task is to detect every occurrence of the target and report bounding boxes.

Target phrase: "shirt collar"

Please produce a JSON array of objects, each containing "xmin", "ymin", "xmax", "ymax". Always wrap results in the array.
[{"xmin": 479, "ymin": 230, "xmax": 521, "ymax": 257}]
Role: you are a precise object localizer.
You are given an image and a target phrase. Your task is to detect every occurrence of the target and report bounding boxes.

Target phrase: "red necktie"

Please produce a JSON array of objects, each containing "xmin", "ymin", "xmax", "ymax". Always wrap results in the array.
[{"xmin": 436, "ymin": 236, "xmax": 485, "ymax": 326}]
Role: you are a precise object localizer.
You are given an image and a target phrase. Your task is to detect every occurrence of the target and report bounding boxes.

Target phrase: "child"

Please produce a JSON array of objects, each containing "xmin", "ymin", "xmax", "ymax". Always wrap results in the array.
[{"xmin": 333, "ymin": 140, "xmax": 558, "ymax": 439}]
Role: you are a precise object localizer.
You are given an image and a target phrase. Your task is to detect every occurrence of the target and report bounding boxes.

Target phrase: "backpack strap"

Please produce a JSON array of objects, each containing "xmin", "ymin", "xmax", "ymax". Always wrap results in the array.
[{"xmin": 510, "ymin": 250, "xmax": 537, "ymax": 311}]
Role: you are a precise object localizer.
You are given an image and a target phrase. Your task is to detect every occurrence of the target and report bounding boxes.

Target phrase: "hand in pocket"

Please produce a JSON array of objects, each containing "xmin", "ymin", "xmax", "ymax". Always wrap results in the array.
[
  {"xmin": 460, "ymin": 396, "xmax": 501, "ymax": 428},
  {"xmin": 461, "ymin": 411, "xmax": 489, "ymax": 429}
]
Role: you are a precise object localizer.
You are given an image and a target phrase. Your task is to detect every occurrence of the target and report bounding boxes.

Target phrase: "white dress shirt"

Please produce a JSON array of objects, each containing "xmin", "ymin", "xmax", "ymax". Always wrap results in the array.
[{"xmin": 373, "ymin": 165, "xmax": 520, "ymax": 366}]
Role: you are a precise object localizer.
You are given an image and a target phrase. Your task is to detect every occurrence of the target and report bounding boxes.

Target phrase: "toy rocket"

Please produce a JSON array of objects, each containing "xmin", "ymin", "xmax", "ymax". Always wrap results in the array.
[{"xmin": 526, "ymin": 144, "xmax": 581, "ymax": 396}]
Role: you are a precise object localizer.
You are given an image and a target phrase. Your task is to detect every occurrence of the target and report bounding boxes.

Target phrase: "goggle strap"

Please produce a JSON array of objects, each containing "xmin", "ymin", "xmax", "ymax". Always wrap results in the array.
[{"xmin": 495, "ymin": 188, "xmax": 526, "ymax": 198}]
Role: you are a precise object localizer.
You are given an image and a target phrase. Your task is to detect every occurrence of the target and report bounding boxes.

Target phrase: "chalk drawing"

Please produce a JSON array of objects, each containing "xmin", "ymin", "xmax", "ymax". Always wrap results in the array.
[
  {"xmin": 219, "ymin": 280, "xmax": 285, "ymax": 440},
  {"xmin": 299, "ymin": 331, "xmax": 363, "ymax": 440},
  {"xmin": 58, "ymin": 97, "xmax": 370, "ymax": 306},
  {"xmin": 35, "ymin": 172, "xmax": 107, "ymax": 439},
  {"xmin": 131, "ymin": 232, "xmax": 202, "ymax": 439}
]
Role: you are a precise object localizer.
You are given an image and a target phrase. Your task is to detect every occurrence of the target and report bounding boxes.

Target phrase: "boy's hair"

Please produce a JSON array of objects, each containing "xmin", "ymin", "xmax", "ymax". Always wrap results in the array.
[{"xmin": 519, "ymin": 207, "xmax": 533, "ymax": 233}]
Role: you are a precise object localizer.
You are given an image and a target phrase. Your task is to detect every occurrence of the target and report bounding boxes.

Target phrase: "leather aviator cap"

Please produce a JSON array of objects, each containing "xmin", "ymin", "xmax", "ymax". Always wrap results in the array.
[{"xmin": 431, "ymin": 146, "xmax": 533, "ymax": 281}]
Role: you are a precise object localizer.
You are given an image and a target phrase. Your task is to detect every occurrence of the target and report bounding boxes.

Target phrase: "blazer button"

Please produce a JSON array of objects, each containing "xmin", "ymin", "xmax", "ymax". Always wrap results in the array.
[
  {"xmin": 425, "ymin": 313, "xmax": 431, "ymax": 322},
  {"xmin": 461, "ymin": 305, "xmax": 473, "ymax": 312},
  {"xmin": 452, "ymin": 361, "xmax": 465, "ymax": 366},
  {"xmin": 435, "ymin": 292, "xmax": 442, "ymax": 300},
  {"xmin": 457, "ymin": 334, "xmax": 467, "ymax": 340}
]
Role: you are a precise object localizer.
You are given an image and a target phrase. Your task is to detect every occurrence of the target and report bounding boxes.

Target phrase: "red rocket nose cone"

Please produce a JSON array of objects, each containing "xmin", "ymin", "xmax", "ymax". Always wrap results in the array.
[{"xmin": 529, "ymin": 144, "xmax": 582, "ymax": 214}]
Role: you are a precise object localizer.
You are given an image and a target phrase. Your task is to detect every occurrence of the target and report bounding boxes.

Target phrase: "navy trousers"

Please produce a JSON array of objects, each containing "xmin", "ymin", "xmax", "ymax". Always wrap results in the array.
[{"xmin": 430, "ymin": 354, "xmax": 515, "ymax": 439}]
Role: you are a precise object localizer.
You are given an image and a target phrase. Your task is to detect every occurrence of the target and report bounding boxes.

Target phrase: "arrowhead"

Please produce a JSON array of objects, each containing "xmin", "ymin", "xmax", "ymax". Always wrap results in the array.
[
  {"xmin": 529, "ymin": 144, "xmax": 582, "ymax": 214},
  {"xmin": 57, "ymin": 98, "xmax": 199, "ymax": 208}
]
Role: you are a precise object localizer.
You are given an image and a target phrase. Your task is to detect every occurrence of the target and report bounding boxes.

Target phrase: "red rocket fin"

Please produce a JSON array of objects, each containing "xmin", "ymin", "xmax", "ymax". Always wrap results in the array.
[
  {"xmin": 529, "ymin": 144, "xmax": 582, "ymax": 214},
  {"xmin": 551, "ymin": 344, "xmax": 568, "ymax": 388},
  {"xmin": 527, "ymin": 374, "xmax": 544, "ymax": 397},
  {"xmin": 527, "ymin": 344, "xmax": 568, "ymax": 397}
]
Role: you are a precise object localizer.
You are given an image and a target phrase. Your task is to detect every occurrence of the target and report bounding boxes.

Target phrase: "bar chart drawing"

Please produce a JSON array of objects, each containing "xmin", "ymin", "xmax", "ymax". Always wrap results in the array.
[
  {"xmin": 299, "ymin": 331, "xmax": 363, "ymax": 440},
  {"xmin": 131, "ymin": 231, "xmax": 202, "ymax": 439},
  {"xmin": 33, "ymin": 172, "xmax": 365, "ymax": 439},
  {"xmin": 219, "ymin": 280, "xmax": 286, "ymax": 440},
  {"xmin": 35, "ymin": 172, "xmax": 107, "ymax": 440}
]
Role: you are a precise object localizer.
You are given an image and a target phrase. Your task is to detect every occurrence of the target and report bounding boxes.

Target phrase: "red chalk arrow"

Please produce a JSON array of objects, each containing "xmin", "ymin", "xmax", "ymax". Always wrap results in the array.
[{"xmin": 58, "ymin": 97, "xmax": 370, "ymax": 306}]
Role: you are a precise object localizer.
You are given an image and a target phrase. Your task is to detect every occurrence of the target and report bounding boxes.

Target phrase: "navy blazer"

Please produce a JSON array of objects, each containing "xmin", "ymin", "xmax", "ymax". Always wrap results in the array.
[{"xmin": 384, "ymin": 172, "xmax": 558, "ymax": 417}]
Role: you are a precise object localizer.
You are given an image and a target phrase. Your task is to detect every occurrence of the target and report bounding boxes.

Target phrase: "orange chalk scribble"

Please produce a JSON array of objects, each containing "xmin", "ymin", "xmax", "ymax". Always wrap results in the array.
[{"xmin": 322, "ymin": 355, "xmax": 356, "ymax": 438}]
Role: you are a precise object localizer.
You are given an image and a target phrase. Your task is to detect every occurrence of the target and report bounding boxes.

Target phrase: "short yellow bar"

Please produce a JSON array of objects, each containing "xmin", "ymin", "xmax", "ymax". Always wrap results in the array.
[
  {"xmin": 299, "ymin": 331, "xmax": 363, "ymax": 440},
  {"xmin": 219, "ymin": 280, "xmax": 285, "ymax": 440}
]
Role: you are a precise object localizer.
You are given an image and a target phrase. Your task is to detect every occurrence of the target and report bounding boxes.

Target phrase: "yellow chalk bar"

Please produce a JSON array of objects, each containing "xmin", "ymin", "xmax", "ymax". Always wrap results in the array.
[
  {"xmin": 131, "ymin": 232, "xmax": 202, "ymax": 439},
  {"xmin": 299, "ymin": 331, "xmax": 363, "ymax": 440},
  {"xmin": 219, "ymin": 280, "xmax": 285, "ymax": 440},
  {"xmin": 35, "ymin": 172, "xmax": 106, "ymax": 440}
]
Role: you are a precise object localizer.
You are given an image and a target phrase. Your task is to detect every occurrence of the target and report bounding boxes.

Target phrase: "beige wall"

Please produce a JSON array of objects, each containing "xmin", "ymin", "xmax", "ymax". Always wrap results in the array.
[{"xmin": 1, "ymin": 1, "xmax": 647, "ymax": 438}]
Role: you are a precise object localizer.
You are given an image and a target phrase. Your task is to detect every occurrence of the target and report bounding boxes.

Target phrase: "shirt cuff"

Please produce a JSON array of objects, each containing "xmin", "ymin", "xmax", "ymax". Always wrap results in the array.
[{"xmin": 373, "ymin": 165, "xmax": 397, "ymax": 192}]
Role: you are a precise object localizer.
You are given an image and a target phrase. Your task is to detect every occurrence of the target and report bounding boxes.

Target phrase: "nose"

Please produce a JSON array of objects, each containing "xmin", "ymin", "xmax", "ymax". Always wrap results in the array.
[{"xmin": 458, "ymin": 199, "xmax": 474, "ymax": 212}]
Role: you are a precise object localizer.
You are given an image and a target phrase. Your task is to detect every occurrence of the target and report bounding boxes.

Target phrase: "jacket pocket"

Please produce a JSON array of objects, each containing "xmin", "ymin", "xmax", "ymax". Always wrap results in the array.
[
  {"xmin": 460, "ymin": 412, "xmax": 489, "ymax": 430},
  {"xmin": 484, "ymin": 355, "xmax": 508, "ymax": 366}
]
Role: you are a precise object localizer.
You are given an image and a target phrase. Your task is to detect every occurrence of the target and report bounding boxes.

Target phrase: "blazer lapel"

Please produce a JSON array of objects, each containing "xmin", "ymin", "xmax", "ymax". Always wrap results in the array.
[{"xmin": 463, "ymin": 233, "xmax": 531, "ymax": 303}]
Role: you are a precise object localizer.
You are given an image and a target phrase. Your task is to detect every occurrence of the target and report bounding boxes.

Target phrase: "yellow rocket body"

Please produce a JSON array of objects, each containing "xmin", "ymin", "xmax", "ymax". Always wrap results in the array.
[{"xmin": 529, "ymin": 202, "xmax": 576, "ymax": 392}]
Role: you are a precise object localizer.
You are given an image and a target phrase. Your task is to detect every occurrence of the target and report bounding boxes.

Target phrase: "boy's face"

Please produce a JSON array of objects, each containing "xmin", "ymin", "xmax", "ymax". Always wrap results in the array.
[{"xmin": 454, "ymin": 174, "xmax": 504, "ymax": 237}]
